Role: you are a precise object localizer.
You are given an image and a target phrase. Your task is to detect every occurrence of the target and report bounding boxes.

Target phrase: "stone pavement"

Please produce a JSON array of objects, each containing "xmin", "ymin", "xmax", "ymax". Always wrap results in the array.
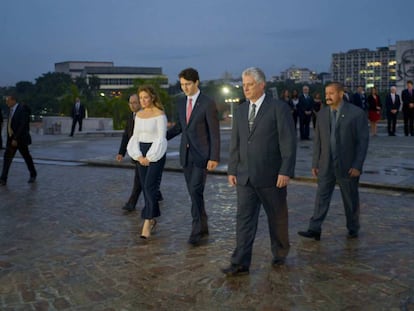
[{"xmin": 0, "ymin": 125, "xmax": 413, "ymax": 310}]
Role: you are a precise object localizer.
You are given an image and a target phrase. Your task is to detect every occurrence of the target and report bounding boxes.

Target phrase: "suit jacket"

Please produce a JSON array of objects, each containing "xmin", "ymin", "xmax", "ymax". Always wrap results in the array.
[
  {"xmin": 118, "ymin": 112, "xmax": 135, "ymax": 156},
  {"xmin": 167, "ymin": 92, "xmax": 220, "ymax": 168},
  {"xmin": 8, "ymin": 103, "xmax": 32, "ymax": 145},
  {"xmin": 401, "ymin": 89, "xmax": 414, "ymax": 112},
  {"xmin": 385, "ymin": 93, "xmax": 401, "ymax": 114},
  {"xmin": 71, "ymin": 102, "xmax": 86, "ymax": 119},
  {"xmin": 312, "ymin": 102, "xmax": 369, "ymax": 178},
  {"xmin": 228, "ymin": 96, "xmax": 296, "ymax": 187},
  {"xmin": 297, "ymin": 94, "xmax": 314, "ymax": 116},
  {"xmin": 352, "ymin": 92, "xmax": 367, "ymax": 110}
]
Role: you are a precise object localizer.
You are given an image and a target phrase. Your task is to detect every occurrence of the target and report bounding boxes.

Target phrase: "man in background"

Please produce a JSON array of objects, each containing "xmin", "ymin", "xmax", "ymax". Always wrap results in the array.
[
  {"xmin": 69, "ymin": 97, "xmax": 85, "ymax": 137},
  {"xmin": 0, "ymin": 94, "xmax": 37, "ymax": 185}
]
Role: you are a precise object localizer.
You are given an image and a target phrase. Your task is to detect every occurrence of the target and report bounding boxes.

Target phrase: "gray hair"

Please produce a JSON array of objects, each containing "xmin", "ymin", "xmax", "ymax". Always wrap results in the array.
[{"xmin": 242, "ymin": 67, "xmax": 266, "ymax": 84}]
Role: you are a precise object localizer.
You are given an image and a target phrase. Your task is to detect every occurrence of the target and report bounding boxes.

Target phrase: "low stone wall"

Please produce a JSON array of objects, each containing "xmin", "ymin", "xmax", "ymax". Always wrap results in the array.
[{"xmin": 41, "ymin": 117, "xmax": 113, "ymax": 135}]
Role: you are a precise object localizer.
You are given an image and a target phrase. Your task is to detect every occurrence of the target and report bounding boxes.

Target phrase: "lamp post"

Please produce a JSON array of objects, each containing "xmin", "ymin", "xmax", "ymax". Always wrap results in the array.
[{"xmin": 222, "ymin": 86, "xmax": 234, "ymax": 128}]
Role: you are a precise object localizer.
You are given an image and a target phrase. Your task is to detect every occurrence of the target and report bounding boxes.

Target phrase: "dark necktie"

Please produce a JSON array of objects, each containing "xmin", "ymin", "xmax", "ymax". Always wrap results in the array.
[
  {"xmin": 249, "ymin": 104, "xmax": 256, "ymax": 132},
  {"xmin": 330, "ymin": 110, "xmax": 337, "ymax": 161}
]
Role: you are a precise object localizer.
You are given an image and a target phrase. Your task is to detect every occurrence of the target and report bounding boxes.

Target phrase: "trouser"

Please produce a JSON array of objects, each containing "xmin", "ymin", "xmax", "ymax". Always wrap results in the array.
[
  {"xmin": 137, "ymin": 143, "xmax": 166, "ymax": 219},
  {"xmin": 308, "ymin": 161, "xmax": 360, "ymax": 234},
  {"xmin": 183, "ymin": 151, "xmax": 208, "ymax": 238},
  {"xmin": 1, "ymin": 139, "xmax": 37, "ymax": 181},
  {"xmin": 231, "ymin": 182, "xmax": 289, "ymax": 268}
]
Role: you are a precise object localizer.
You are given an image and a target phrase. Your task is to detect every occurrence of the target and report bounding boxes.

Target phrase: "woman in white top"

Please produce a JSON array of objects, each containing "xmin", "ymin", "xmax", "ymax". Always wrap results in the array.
[{"xmin": 127, "ymin": 85, "xmax": 167, "ymax": 239}]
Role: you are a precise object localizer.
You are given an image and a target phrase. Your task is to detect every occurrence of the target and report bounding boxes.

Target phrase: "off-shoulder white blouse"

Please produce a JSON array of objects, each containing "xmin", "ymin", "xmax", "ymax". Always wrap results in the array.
[{"xmin": 127, "ymin": 114, "xmax": 167, "ymax": 162}]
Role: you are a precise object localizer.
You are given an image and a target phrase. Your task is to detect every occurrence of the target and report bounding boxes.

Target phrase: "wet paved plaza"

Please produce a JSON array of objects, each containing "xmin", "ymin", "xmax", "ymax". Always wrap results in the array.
[{"xmin": 0, "ymin": 126, "xmax": 414, "ymax": 310}]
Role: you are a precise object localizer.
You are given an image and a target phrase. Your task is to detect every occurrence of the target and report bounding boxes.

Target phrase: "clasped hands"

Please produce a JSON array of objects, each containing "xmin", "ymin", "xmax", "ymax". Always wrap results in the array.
[{"xmin": 138, "ymin": 156, "xmax": 150, "ymax": 166}]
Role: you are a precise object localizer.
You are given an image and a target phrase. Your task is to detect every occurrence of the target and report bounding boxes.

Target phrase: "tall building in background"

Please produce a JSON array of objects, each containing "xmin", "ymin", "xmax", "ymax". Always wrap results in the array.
[
  {"xmin": 331, "ymin": 40, "xmax": 414, "ymax": 93},
  {"xmin": 331, "ymin": 46, "xmax": 396, "ymax": 92},
  {"xmin": 55, "ymin": 61, "xmax": 114, "ymax": 79}
]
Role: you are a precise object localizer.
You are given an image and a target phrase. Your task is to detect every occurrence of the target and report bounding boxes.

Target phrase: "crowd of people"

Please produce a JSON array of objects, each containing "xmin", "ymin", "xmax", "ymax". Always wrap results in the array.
[
  {"xmin": 281, "ymin": 80, "xmax": 414, "ymax": 138},
  {"xmin": 1, "ymin": 67, "xmax": 414, "ymax": 277}
]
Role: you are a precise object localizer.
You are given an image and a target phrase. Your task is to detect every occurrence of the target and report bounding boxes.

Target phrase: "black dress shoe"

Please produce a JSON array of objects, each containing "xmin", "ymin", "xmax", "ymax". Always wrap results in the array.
[
  {"xmin": 271, "ymin": 257, "xmax": 286, "ymax": 267},
  {"xmin": 0, "ymin": 179, "xmax": 6, "ymax": 186},
  {"xmin": 298, "ymin": 230, "xmax": 321, "ymax": 241},
  {"xmin": 28, "ymin": 176, "xmax": 36, "ymax": 183},
  {"xmin": 122, "ymin": 203, "xmax": 136, "ymax": 212},
  {"xmin": 221, "ymin": 264, "xmax": 249, "ymax": 277},
  {"xmin": 347, "ymin": 231, "xmax": 358, "ymax": 239},
  {"xmin": 188, "ymin": 235, "xmax": 201, "ymax": 246}
]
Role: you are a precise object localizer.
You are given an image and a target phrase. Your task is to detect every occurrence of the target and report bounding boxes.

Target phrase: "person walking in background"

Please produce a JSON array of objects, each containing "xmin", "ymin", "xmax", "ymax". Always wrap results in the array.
[
  {"xmin": 401, "ymin": 80, "xmax": 414, "ymax": 136},
  {"xmin": 0, "ymin": 94, "xmax": 37, "ymax": 185},
  {"xmin": 222, "ymin": 67, "xmax": 296, "ymax": 277},
  {"xmin": 367, "ymin": 87, "xmax": 382, "ymax": 136},
  {"xmin": 116, "ymin": 94, "xmax": 143, "ymax": 212},
  {"xmin": 298, "ymin": 85, "xmax": 314, "ymax": 140},
  {"xmin": 69, "ymin": 97, "xmax": 85, "ymax": 137},
  {"xmin": 385, "ymin": 86, "xmax": 401, "ymax": 136},
  {"xmin": 343, "ymin": 86, "xmax": 353, "ymax": 103},
  {"xmin": 167, "ymin": 67, "xmax": 220, "ymax": 246},
  {"xmin": 298, "ymin": 82, "xmax": 369, "ymax": 241},
  {"xmin": 0, "ymin": 108, "xmax": 3, "ymax": 149},
  {"xmin": 127, "ymin": 86, "xmax": 167, "ymax": 239}
]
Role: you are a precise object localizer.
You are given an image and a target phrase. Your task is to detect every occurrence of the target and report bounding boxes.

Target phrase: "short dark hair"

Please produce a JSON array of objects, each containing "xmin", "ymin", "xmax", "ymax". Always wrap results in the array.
[
  {"xmin": 326, "ymin": 82, "xmax": 344, "ymax": 92},
  {"xmin": 178, "ymin": 68, "xmax": 199, "ymax": 82},
  {"xmin": 407, "ymin": 80, "xmax": 413, "ymax": 85}
]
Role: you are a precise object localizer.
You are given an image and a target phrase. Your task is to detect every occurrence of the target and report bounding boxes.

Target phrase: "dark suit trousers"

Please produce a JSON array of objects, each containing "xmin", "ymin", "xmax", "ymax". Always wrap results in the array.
[
  {"xmin": 231, "ymin": 182, "xmax": 290, "ymax": 268},
  {"xmin": 127, "ymin": 162, "xmax": 142, "ymax": 207},
  {"xmin": 70, "ymin": 115, "xmax": 83, "ymax": 135},
  {"xmin": 299, "ymin": 113, "xmax": 311, "ymax": 139},
  {"xmin": 1, "ymin": 139, "xmax": 37, "ymax": 181},
  {"xmin": 309, "ymin": 161, "xmax": 360, "ymax": 234},
  {"xmin": 387, "ymin": 112, "xmax": 398, "ymax": 134},
  {"xmin": 403, "ymin": 109, "xmax": 414, "ymax": 136},
  {"xmin": 183, "ymin": 152, "xmax": 208, "ymax": 238}
]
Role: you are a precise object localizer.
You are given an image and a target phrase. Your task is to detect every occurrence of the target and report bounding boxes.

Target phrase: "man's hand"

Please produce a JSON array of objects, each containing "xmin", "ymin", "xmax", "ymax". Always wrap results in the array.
[
  {"xmin": 207, "ymin": 160, "xmax": 219, "ymax": 171},
  {"xmin": 228, "ymin": 175, "xmax": 237, "ymax": 186},
  {"xmin": 116, "ymin": 154, "xmax": 123, "ymax": 162},
  {"xmin": 312, "ymin": 168, "xmax": 319, "ymax": 177},
  {"xmin": 348, "ymin": 168, "xmax": 361, "ymax": 177},
  {"xmin": 276, "ymin": 175, "xmax": 290, "ymax": 188}
]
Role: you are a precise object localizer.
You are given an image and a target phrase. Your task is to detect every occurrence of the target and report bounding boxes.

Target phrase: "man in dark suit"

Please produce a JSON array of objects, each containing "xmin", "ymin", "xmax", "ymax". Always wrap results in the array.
[
  {"xmin": 0, "ymin": 108, "xmax": 3, "ymax": 149},
  {"xmin": 167, "ymin": 68, "xmax": 220, "ymax": 246},
  {"xmin": 298, "ymin": 82, "xmax": 369, "ymax": 241},
  {"xmin": 222, "ymin": 67, "xmax": 296, "ymax": 276},
  {"xmin": 401, "ymin": 80, "xmax": 414, "ymax": 136},
  {"xmin": 0, "ymin": 94, "xmax": 37, "ymax": 185},
  {"xmin": 297, "ymin": 85, "xmax": 314, "ymax": 140},
  {"xmin": 116, "ymin": 94, "xmax": 142, "ymax": 212},
  {"xmin": 352, "ymin": 86, "xmax": 367, "ymax": 112},
  {"xmin": 385, "ymin": 86, "xmax": 401, "ymax": 136},
  {"xmin": 69, "ymin": 97, "xmax": 85, "ymax": 137}
]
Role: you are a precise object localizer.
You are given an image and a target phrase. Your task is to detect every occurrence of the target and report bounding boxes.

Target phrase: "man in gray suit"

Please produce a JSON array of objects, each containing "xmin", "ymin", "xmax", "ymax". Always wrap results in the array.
[
  {"xmin": 298, "ymin": 82, "xmax": 369, "ymax": 241},
  {"xmin": 222, "ymin": 67, "xmax": 297, "ymax": 276}
]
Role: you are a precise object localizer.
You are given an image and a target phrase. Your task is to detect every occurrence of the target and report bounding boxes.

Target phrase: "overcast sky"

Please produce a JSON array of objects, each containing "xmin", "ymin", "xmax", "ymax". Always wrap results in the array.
[{"xmin": 0, "ymin": 0, "xmax": 412, "ymax": 86}]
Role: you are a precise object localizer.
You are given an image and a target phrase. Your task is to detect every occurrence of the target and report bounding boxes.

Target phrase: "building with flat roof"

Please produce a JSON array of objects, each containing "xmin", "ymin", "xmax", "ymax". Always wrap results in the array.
[
  {"xmin": 55, "ymin": 61, "xmax": 114, "ymax": 79},
  {"xmin": 55, "ymin": 61, "xmax": 168, "ymax": 96},
  {"xmin": 330, "ymin": 40, "xmax": 414, "ymax": 93}
]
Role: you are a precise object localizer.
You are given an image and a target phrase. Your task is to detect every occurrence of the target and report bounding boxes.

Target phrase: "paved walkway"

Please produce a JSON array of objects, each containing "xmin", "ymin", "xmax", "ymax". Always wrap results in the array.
[{"xmin": 0, "ymin": 125, "xmax": 413, "ymax": 310}]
